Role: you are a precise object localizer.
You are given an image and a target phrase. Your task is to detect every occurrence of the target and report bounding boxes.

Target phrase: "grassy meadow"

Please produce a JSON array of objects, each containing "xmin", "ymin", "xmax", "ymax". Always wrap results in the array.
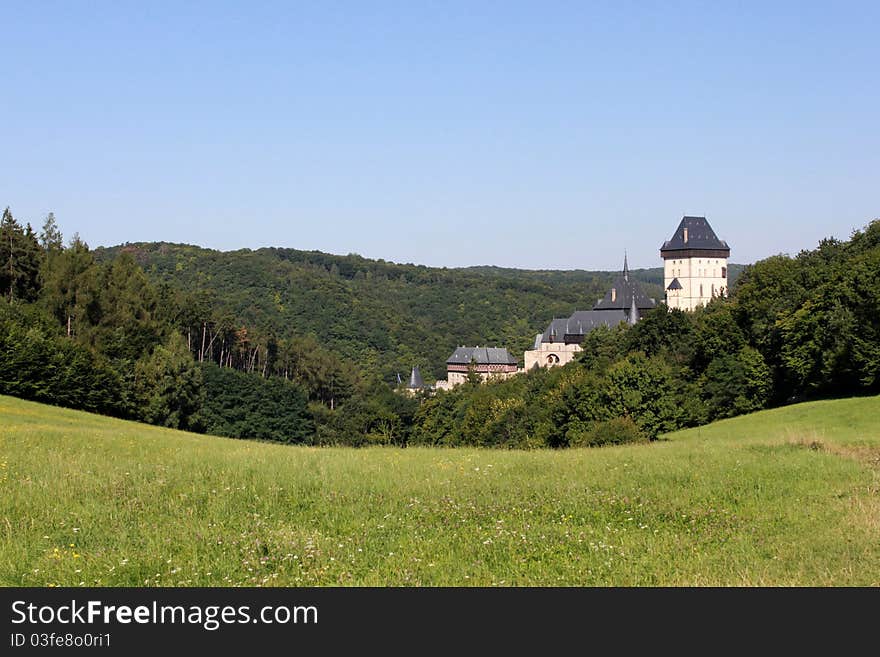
[{"xmin": 1, "ymin": 394, "xmax": 878, "ymax": 586}]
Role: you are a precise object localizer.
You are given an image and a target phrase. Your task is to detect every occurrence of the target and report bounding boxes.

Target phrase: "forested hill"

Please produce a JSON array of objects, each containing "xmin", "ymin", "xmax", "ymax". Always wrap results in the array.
[{"xmin": 93, "ymin": 242, "xmax": 743, "ymax": 381}]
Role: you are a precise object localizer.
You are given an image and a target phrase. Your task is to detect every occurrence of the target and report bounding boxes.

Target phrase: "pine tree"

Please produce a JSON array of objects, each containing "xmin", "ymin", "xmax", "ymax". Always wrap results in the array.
[
  {"xmin": 40, "ymin": 212, "xmax": 63, "ymax": 252},
  {"xmin": 41, "ymin": 234, "xmax": 98, "ymax": 337},
  {"xmin": 0, "ymin": 208, "xmax": 42, "ymax": 301},
  {"xmin": 2, "ymin": 207, "xmax": 21, "ymax": 300},
  {"xmin": 82, "ymin": 252, "xmax": 164, "ymax": 361},
  {"xmin": 134, "ymin": 332, "xmax": 203, "ymax": 430}
]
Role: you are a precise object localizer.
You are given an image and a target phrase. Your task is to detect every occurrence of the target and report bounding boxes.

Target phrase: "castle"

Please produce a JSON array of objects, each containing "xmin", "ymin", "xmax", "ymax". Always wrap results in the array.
[
  {"xmin": 661, "ymin": 216, "xmax": 730, "ymax": 311},
  {"xmin": 523, "ymin": 215, "xmax": 730, "ymax": 369},
  {"xmin": 524, "ymin": 254, "xmax": 657, "ymax": 369},
  {"xmin": 410, "ymin": 215, "xmax": 729, "ymax": 390}
]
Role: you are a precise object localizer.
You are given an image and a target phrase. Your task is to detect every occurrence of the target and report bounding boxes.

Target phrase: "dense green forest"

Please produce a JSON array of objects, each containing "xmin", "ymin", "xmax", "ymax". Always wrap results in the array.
[
  {"xmin": 0, "ymin": 204, "xmax": 875, "ymax": 448},
  {"xmin": 93, "ymin": 242, "xmax": 747, "ymax": 381},
  {"xmin": 91, "ymin": 241, "xmax": 683, "ymax": 382}
]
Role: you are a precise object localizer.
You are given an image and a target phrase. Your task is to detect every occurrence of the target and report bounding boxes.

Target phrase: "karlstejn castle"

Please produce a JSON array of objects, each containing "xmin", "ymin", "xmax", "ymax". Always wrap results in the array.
[
  {"xmin": 661, "ymin": 216, "xmax": 730, "ymax": 311},
  {"xmin": 407, "ymin": 215, "xmax": 729, "ymax": 392}
]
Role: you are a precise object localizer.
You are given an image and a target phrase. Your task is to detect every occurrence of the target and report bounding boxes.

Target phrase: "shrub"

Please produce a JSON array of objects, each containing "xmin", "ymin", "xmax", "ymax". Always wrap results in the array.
[
  {"xmin": 196, "ymin": 362, "xmax": 313, "ymax": 443},
  {"xmin": 568, "ymin": 416, "xmax": 648, "ymax": 448}
]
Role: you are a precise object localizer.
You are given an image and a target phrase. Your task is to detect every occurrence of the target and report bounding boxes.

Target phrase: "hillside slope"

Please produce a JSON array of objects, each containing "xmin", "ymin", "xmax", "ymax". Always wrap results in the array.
[
  {"xmin": 1, "ymin": 393, "xmax": 876, "ymax": 586},
  {"xmin": 94, "ymin": 242, "xmax": 745, "ymax": 379}
]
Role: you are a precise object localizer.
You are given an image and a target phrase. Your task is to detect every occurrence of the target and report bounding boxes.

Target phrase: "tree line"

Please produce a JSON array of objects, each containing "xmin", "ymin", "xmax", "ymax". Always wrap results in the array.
[
  {"xmin": 92, "ymin": 241, "xmax": 682, "ymax": 383},
  {"xmin": 0, "ymin": 209, "xmax": 337, "ymax": 441},
  {"xmin": 1, "ymin": 205, "xmax": 876, "ymax": 448}
]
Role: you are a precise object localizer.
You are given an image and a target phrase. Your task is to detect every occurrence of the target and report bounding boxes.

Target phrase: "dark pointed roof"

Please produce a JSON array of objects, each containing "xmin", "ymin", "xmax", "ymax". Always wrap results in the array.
[
  {"xmin": 666, "ymin": 277, "xmax": 683, "ymax": 290},
  {"xmin": 628, "ymin": 296, "xmax": 640, "ymax": 326},
  {"xmin": 661, "ymin": 216, "xmax": 729, "ymax": 255},
  {"xmin": 593, "ymin": 255, "xmax": 657, "ymax": 312},
  {"xmin": 535, "ymin": 254, "xmax": 654, "ymax": 346},
  {"xmin": 408, "ymin": 366, "xmax": 424, "ymax": 389},
  {"xmin": 446, "ymin": 346, "xmax": 518, "ymax": 366}
]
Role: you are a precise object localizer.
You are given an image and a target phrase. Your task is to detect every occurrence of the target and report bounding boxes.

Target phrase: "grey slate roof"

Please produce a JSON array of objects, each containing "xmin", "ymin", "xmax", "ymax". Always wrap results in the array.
[
  {"xmin": 661, "ymin": 216, "xmax": 729, "ymax": 252},
  {"xmin": 593, "ymin": 280, "xmax": 657, "ymax": 311},
  {"xmin": 446, "ymin": 346, "xmax": 518, "ymax": 366},
  {"xmin": 408, "ymin": 366, "xmax": 424, "ymax": 389},
  {"xmin": 570, "ymin": 310, "xmax": 630, "ymax": 329},
  {"xmin": 540, "ymin": 310, "xmax": 628, "ymax": 343},
  {"xmin": 543, "ymin": 318, "xmax": 571, "ymax": 342},
  {"xmin": 666, "ymin": 277, "xmax": 683, "ymax": 290},
  {"xmin": 536, "ymin": 254, "xmax": 653, "ymax": 345},
  {"xmin": 593, "ymin": 256, "xmax": 657, "ymax": 312}
]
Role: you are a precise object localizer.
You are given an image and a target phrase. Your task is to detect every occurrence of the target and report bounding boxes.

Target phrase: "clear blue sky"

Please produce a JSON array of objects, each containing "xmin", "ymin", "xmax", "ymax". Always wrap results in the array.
[{"xmin": 2, "ymin": 1, "xmax": 877, "ymax": 270}]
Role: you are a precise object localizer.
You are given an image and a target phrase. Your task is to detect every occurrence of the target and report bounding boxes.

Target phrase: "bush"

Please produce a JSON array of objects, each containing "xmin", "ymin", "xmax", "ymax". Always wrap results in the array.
[
  {"xmin": 197, "ymin": 363, "xmax": 313, "ymax": 443},
  {"xmin": 599, "ymin": 352, "xmax": 683, "ymax": 439},
  {"xmin": 568, "ymin": 416, "xmax": 648, "ymax": 448},
  {"xmin": 700, "ymin": 346, "xmax": 772, "ymax": 420},
  {"xmin": 134, "ymin": 332, "xmax": 203, "ymax": 431}
]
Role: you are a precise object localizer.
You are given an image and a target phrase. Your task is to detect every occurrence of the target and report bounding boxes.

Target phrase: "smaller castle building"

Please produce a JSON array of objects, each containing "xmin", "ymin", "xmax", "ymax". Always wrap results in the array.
[{"xmin": 434, "ymin": 346, "xmax": 519, "ymax": 390}]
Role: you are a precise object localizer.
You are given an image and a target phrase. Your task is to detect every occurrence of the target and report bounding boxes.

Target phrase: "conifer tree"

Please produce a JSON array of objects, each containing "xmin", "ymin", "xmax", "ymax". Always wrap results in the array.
[
  {"xmin": 41, "ymin": 234, "xmax": 98, "ymax": 337},
  {"xmin": 40, "ymin": 212, "xmax": 63, "ymax": 252},
  {"xmin": 0, "ymin": 208, "xmax": 42, "ymax": 301}
]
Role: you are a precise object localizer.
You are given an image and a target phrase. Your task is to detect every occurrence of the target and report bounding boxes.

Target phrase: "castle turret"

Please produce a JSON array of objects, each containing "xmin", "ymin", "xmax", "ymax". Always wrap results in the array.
[
  {"xmin": 628, "ymin": 295, "xmax": 640, "ymax": 326},
  {"xmin": 408, "ymin": 365, "xmax": 424, "ymax": 390},
  {"xmin": 660, "ymin": 216, "xmax": 730, "ymax": 311}
]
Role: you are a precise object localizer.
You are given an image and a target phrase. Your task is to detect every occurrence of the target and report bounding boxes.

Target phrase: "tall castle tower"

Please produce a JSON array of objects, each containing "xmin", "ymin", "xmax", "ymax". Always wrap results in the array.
[{"xmin": 660, "ymin": 216, "xmax": 730, "ymax": 311}]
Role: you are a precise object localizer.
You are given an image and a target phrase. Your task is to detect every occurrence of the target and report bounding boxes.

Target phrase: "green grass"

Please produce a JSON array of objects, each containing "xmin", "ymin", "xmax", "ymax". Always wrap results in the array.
[{"xmin": 1, "ymin": 394, "xmax": 878, "ymax": 586}]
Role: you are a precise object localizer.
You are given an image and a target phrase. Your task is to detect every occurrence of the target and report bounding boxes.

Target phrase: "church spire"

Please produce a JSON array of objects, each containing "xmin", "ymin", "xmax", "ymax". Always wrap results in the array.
[{"xmin": 623, "ymin": 251, "xmax": 629, "ymax": 282}]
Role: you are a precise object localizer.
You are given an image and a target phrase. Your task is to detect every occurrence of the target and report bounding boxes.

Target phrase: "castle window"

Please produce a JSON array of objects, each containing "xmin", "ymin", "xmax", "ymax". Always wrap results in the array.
[
  {"xmin": 700, "ymin": 284, "xmax": 703, "ymax": 297},
  {"xmin": 722, "ymin": 266, "xmax": 727, "ymax": 278}
]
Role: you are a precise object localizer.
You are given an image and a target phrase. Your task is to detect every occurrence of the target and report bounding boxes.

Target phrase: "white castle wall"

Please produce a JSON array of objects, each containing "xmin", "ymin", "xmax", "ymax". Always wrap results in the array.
[
  {"xmin": 664, "ymin": 255, "xmax": 728, "ymax": 311},
  {"xmin": 523, "ymin": 342, "xmax": 582, "ymax": 370}
]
